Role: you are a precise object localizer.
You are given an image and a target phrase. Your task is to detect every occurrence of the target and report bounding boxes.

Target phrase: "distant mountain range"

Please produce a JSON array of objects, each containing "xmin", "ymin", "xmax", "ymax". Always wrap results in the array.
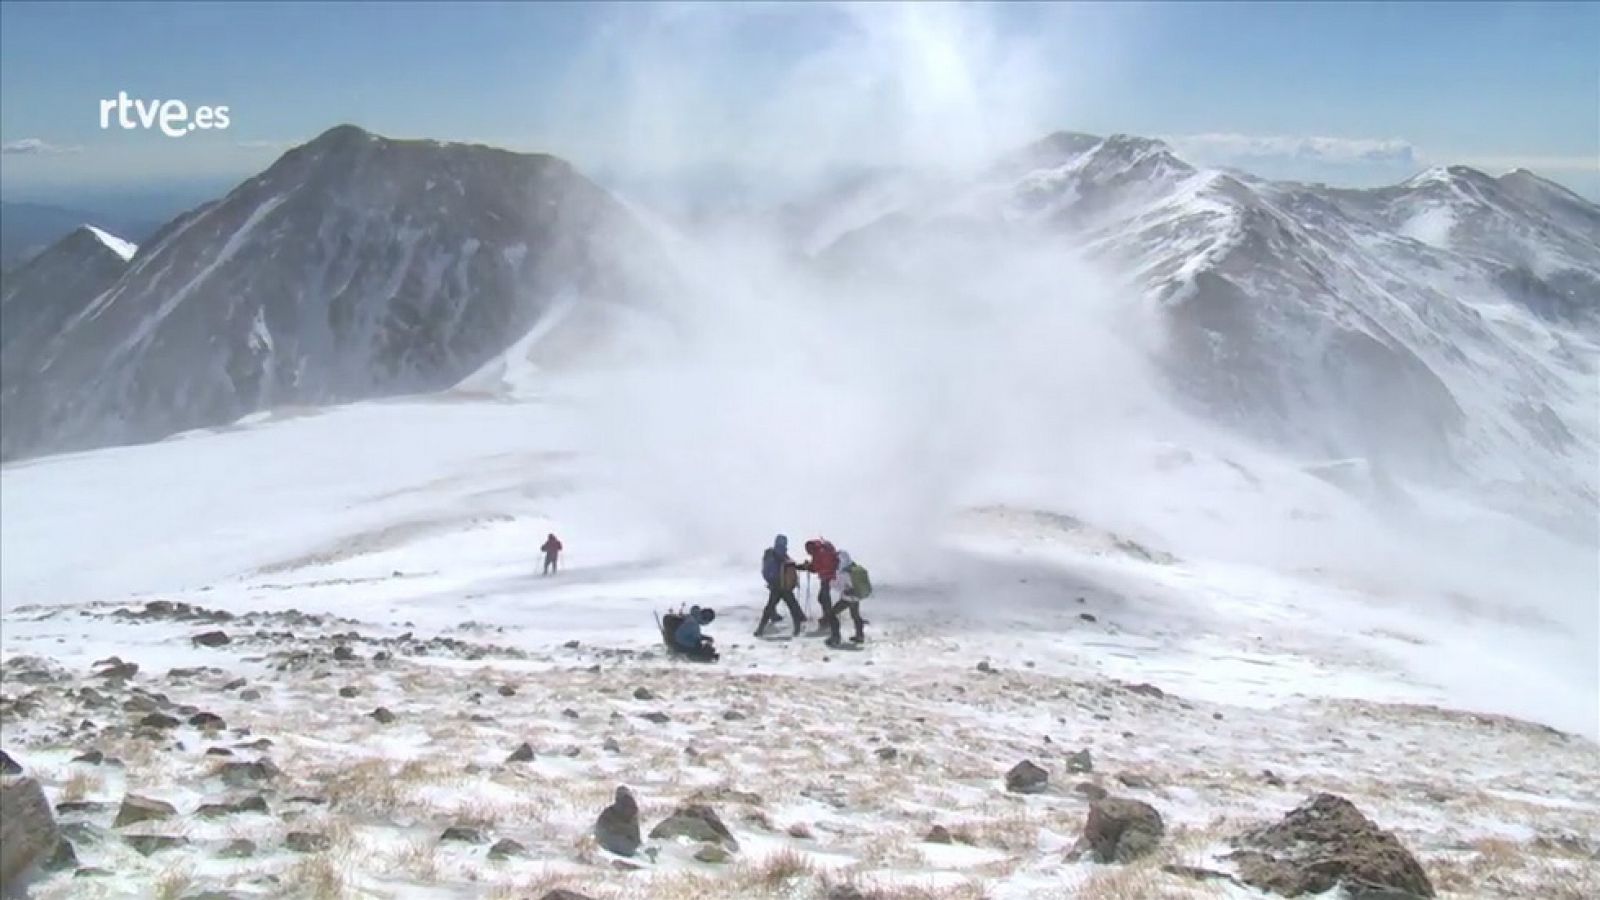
[{"xmin": 2, "ymin": 124, "xmax": 1594, "ymax": 535}]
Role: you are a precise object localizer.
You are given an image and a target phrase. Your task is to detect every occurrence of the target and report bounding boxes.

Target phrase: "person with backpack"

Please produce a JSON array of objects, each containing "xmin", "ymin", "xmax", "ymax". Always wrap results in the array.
[
  {"xmin": 541, "ymin": 533, "xmax": 563, "ymax": 575},
  {"xmin": 671, "ymin": 606, "xmax": 719, "ymax": 662},
  {"xmin": 796, "ymin": 537, "xmax": 840, "ymax": 636},
  {"xmin": 757, "ymin": 534, "xmax": 805, "ymax": 637},
  {"xmin": 828, "ymin": 550, "xmax": 872, "ymax": 646}
]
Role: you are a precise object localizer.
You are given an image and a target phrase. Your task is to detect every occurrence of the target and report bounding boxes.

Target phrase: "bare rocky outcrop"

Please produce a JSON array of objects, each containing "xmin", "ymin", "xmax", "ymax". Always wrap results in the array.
[
  {"xmin": 593, "ymin": 786, "xmax": 641, "ymax": 857},
  {"xmin": 1070, "ymin": 797, "xmax": 1164, "ymax": 863},
  {"xmin": 1224, "ymin": 793, "xmax": 1435, "ymax": 897},
  {"xmin": 649, "ymin": 804, "xmax": 739, "ymax": 851},
  {"xmin": 1, "ymin": 776, "xmax": 60, "ymax": 890}
]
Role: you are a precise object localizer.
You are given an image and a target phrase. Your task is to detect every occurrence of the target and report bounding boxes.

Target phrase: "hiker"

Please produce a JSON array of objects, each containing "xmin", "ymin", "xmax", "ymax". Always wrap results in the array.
[
  {"xmin": 796, "ymin": 537, "xmax": 840, "ymax": 635},
  {"xmin": 541, "ymin": 533, "xmax": 563, "ymax": 575},
  {"xmin": 672, "ymin": 606, "xmax": 718, "ymax": 662},
  {"xmin": 827, "ymin": 550, "xmax": 872, "ymax": 646},
  {"xmin": 757, "ymin": 534, "xmax": 805, "ymax": 637}
]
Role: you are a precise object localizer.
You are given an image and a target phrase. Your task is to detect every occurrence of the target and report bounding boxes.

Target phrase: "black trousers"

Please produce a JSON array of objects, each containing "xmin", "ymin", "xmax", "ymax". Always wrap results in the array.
[
  {"xmin": 542, "ymin": 553, "xmax": 558, "ymax": 575},
  {"xmin": 758, "ymin": 585, "xmax": 803, "ymax": 634},
  {"xmin": 676, "ymin": 639, "xmax": 718, "ymax": 662},
  {"xmin": 829, "ymin": 597, "xmax": 864, "ymax": 641}
]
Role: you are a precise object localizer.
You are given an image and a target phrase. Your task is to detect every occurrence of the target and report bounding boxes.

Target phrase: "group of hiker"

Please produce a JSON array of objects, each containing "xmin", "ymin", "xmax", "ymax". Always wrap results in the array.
[
  {"xmin": 758, "ymin": 534, "xmax": 871, "ymax": 646},
  {"xmin": 666, "ymin": 535, "xmax": 872, "ymax": 660}
]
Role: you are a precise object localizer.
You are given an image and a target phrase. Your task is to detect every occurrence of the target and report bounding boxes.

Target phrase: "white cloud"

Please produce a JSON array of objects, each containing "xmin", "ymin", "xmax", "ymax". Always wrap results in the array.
[
  {"xmin": 1, "ymin": 138, "xmax": 83, "ymax": 156},
  {"xmin": 1169, "ymin": 132, "xmax": 1420, "ymax": 167}
]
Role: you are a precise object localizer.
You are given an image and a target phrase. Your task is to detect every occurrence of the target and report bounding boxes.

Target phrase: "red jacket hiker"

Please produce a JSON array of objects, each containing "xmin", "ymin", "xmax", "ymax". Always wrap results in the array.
[{"xmin": 799, "ymin": 538, "xmax": 839, "ymax": 583}]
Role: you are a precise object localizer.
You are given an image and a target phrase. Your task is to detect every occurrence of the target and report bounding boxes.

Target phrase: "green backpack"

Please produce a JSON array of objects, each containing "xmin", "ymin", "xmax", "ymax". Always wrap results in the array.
[{"xmin": 849, "ymin": 564, "xmax": 872, "ymax": 599}]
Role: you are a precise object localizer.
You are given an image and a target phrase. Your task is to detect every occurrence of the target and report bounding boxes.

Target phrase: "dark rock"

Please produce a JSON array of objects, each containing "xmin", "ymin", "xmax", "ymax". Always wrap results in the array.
[
  {"xmin": 369, "ymin": 707, "xmax": 396, "ymax": 724},
  {"xmin": 633, "ymin": 687, "xmax": 656, "ymax": 701},
  {"xmin": 649, "ymin": 804, "xmax": 740, "ymax": 851},
  {"xmin": 138, "ymin": 712, "xmax": 180, "ymax": 730},
  {"xmin": 333, "ymin": 646, "xmax": 356, "ymax": 662},
  {"xmin": 114, "ymin": 794, "xmax": 176, "ymax": 827},
  {"xmin": 196, "ymin": 795, "xmax": 268, "ymax": 819},
  {"xmin": 94, "ymin": 660, "xmax": 139, "ymax": 681},
  {"xmin": 55, "ymin": 801, "xmax": 115, "ymax": 817},
  {"xmin": 926, "ymin": 825, "xmax": 953, "ymax": 844},
  {"xmin": 640, "ymin": 712, "xmax": 670, "ymax": 724},
  {"xmin": 540, "ymin": 890, "xmax": 597, "ymax": 900},
  {"xmin": 976, "ymin": 661, "xmax": 995, "ymax": 674},
  {"xmin": 74, "ymin": 867, "xmax": 113, "ymax": 878},
  {"xmin": 1224, "ymin": 793, "xmax": 1435, "ymax": 898},
  {"xmin": 875, "ymin": 746, "xmax": 899, "ymax": 762},
  {"xmin": 192, "ymin": 631, "xmax": 231, "ymax": 648},
  {"xmin": 0, "ymin": 750, "xmax": 22, "ymax": 775},
  {"xmin": 507, "ymin": 743, "xmax": 535, "ymax": 763},
  {"xmin": 338, "ymin": 686, "xmax": 359, "ymax": 698},
  {"xmin": 188, "ymin": 712, "xmax": 225, "ymax": 730},
  {"xmin": 238, "ymin": 689, "xmax": 261, "ymax": 702},
  {"xmin": 233, "ymin": 738, "xmax": 272, "ymax": 751},
  {"xmin": 217, "ymin": 839, "xmax": 256, "ymax": 859},
  {"xmin": 285, "ymin": 831, "xmax": 331, "ymax": 853},
  {"xmin": 563, "ymin": 640, "xmax": 581, "ymax": 649},
  {"xmin": 488, "ymin": 838, "xmax": 527, "ymax": 859},
  {"xmin": 1125, "ymin": 683, "xmax": 1165, "ymax": 699},
  {"xmin": 440, "ymin": 826, "xmax": 485, "ymax": 844},
  {"xmin": 205, "ymin": 747, "xmax": 233, "ymax": 757},
  {"xmin": 1074, "ymin": 782, "xmax": 1109, "ymax": 801},
  {"xmin": 1066, "ymin": 749, "xmax": 1094, "ymax": 774},
  {"xmin": 602, "ymin": 737, "xmax": 621, "ymax": 754},
  {"xmin": 44, "ymin": 838, "xmax": 78, "ymax": 871},
  {"xmin": 1116, "ymin": 772, "xmax": 1155, "ymax": 790},
  {"xmin": 1262, "ymin": 769, "xmax": 1286, "ymax": 788},
  {"xmin": 498, "ymin": 685, "xmax": 517, "ymax": 697},
  {"xmin": 722, "ymin": 710, "xmax": 746, "ymax": 721},
  {"xmin": 125, "ymin": 834, "xmax": 188, "ymax": 856},
  {"xmin": 1005, "ymin": 760, "xmax": 1049, "ymax": 794},
  {"xmin": 1079, "ymin": 613, "xmax": 1098, "ymax": 623},
  {"xmin": 1164, "ymin": 864, "xmax": 1242, "ymax": 886},
  {"xmin": 1072, "ymin": 797, "xmax": 1165, "ymax": 863},
  {"xmin": 219, "ymin": 760, "xmax": 281, "ymax": 788},
  {"xmin": 694, "ymin": 844, "xmax": 732, "ymax": 863},
  {"xmin": 72, "ymin": 750, "xmax": 105, "ymax": 765},
  {"xmin": 594, "ymin": 786, "xmax": 641, "ymax": 857}
]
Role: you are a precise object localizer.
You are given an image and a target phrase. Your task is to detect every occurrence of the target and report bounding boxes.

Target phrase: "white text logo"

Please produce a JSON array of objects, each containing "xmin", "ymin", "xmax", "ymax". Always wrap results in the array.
[{"xmin": 99, "ymin": 92, "xmax": 230, "ymax": 138}]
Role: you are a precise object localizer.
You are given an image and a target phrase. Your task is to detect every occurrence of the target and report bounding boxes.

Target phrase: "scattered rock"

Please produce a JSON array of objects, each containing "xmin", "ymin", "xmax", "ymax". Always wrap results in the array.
[
  {"xmin": 875, "ymin": 746, "xmax": 899, "ymax": 762},
  {"xmin": 196, "ymin": 795, "xmax": 268, "ymax": 818},
  {"xmin": 138, "ymin": 712, "xmax": 180, "ymax": 730},
  {"xmin": 540, "ymin": 890, "xmax": 597, "ymax": 900},
  {"xmin": 1223, "ymin": 794, "xmax": 1435, "ymax": 898},
  {"xmin": 238, "ymin": 690, "xmax": 261, "ymax": 702},
  {"xmin": 1124, "ymin": 683, "xmax": 1165, "ymax": 699},
  {"xmin": 440, "ymin": 826, "xmax": 485, "ymax": 844},
  {"xmin": 976, "ymin": 661, "xmax": 995, "ymax": 674},
  {"xmin": 633, "ymin": 687, "xmax": 657, "ymax": 701},
  {"xmin": 640, "ymin": 712, "xmax": 670, "ymax": 724},
  {"xmin": 124, "ymin": 835, "xmax": 188, "ymax": 856},
  {"xmin": 55, "ymin": 801, "xmax": 115, "ymax": 817},
  {"xmin": 72, "ymin": 750, "xmax": 105, "ymax": 765},
  {"xmin": 0, "ymin": 750, "xmax": 21, "ymax": 775},
  {"xmin": 649, "ymin": 804, "xmax": 739, "ymax": 851},
  {"xmin": 560, "ymin": 708, "xmax": 579, "ymax": 719},
  {"xmin": 787, "ymin": 822, "xmax": 814, "ymax": 839},
  {"xmin": 1072, "ymin": 797, "xmax": 1165, "ymax": 863},
  {"xmin": 1, "ymin": 777, "xmax": 58, "ymax": 890},
  {"xmin": 602, "ymin": 737, "xmax": 621, "ymax": 754},
  {"xmin": 188, "ymin": 712, "xmax": 226, "ymax": 730},
  {"xmin": 192, "ymin": 631, "xmax": 231, "ymax": 648},
  {"xmin": 925, "ymin": 825, "xmax": 953, "ymax": 844},
  {"xmin": 93, "ymin": 660, "xmax": 138, "ymax": 681},
  {"xmin": 1164, "ymin": 864, "xmax": 1243, "ymax": 887},
  {"xmin": 219, "ymin": 760, "xmax": 281, "ymax": 788},
  {"xmin": 594, "ymin": 786, "xmax": 642, "ymax": 857},
  {"xmin": 488, "ymin": 838, "xmax": 527, "ymax": 859},
  {"xmin": 222, "ymin": 678, "xmax": 247, "ymax": 691},
  {"xmin": 563, "ymin": 640, "xmax": 581, "ymax": 649},
  {"xmin": 369, "ymin": 707, "xmax": 396, "ymax": 725},
  {"xmin": 114, "ymin": 795, "xmax": 177, "ymax": 828},
  {"xmin": 498, "ymin": 685, "xmax": 517, "ymax": 697},
  {"xmin": 1005, "ymin": 760, "xmax": 1049, "ymax": 794},
  {"xmin": 1067, "ymin": 749, "xmax": 1094, "ymax": 774},
  {"xmin": 1262, "ymin": 770, "xmax": 1286, "ymax": 788},
  {"xmin": 1074, "ymin": 782, "xmax": 1109, "ymax": 802},
  {"xmin": 694, "ymin": 843, "xmax": 732, "ymax": 863},
  {"xmin": 722, "ymin": 710, "xmax": 746, "ymax": 721},
  {"xmin": 1116, "ymin": 773, "xmax": 1155, "ymax": 790},
  {"xmin": 285, "ymin": 831, "xmax": 331, "ymax": 853},
  {"xmin": 507, "ymin": 743, "xmax": 535, "ymax": 763},
  {"xmin": 338, "ymin": 686, "xmax": 360, "ymax": 698},
  {"xmin": 218, "ymin": 839, "xmax": 257, "ymax": 859},
  {"xmin": 1079, "ymin": 613, "xmax": 1098, "ymax": 623},
  {"xmin": 43, "ymin": 838, "xmax": 77, "ymax": 872}
]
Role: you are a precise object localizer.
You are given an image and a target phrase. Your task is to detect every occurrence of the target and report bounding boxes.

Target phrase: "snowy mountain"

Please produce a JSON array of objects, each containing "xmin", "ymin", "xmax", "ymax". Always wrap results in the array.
[
  {"xmin": 0, "ymin": 125, "xmax": 663, "ymax": 461},
  {"xmin": 807, "ymin": 133, "xmax": 1600, "ymax": 535},
  {"xmin": 0, "ymin": 225, "xmax": 136, "ymax": 432}
]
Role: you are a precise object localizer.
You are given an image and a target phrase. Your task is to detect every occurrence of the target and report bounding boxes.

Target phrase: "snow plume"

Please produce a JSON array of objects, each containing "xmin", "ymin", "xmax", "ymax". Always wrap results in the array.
[{"xmin": 569, "ymin": 3, "xmax": 1163, "ymax": 572}]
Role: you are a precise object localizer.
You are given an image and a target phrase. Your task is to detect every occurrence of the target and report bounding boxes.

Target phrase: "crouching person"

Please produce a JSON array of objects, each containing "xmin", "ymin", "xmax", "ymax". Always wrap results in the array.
[{"xmin": 673, "ymin": 606, "xmax": 719, "ymax": 662}]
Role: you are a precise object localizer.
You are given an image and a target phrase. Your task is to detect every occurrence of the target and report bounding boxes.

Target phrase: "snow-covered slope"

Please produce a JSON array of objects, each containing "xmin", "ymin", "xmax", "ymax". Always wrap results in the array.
[
  {"xmin": 0, "ymin": 125, "xmax": 664, "ymax": 461},
  {"xmin": 808, "ymin": 134, "xmax": 1600, "ymax": 537}
]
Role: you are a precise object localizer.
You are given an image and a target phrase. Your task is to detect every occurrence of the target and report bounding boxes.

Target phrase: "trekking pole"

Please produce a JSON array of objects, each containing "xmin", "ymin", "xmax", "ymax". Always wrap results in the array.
[{"xmin": 805, "ymin": 572, "xmax": 813, "ymax": 620}]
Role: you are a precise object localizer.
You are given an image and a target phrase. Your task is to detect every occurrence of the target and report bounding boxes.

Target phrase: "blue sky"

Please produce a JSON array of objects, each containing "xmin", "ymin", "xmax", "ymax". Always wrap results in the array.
[{"xmin": 1, "ymin": 1, "xmax": 1596, "ymax": 201}]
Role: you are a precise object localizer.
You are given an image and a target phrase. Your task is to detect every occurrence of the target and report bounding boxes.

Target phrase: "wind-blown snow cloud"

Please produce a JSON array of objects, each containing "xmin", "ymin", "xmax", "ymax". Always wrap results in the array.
[
  {"xmin": 1169, "ymin": 132, "xmax": 1420, "ymax": 167},
  {"xmin": 1, "ymin": 138, "xmax": 82, "ymax": 155}
]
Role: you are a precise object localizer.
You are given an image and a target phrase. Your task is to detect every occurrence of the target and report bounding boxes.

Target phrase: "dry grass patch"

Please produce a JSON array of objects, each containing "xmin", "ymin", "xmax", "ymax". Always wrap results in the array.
[
  {"xmin": 152, "ymin": 863, "xmax": 195, "ymax": 900},
  {"xmin": 58, "ymin": 768, "xmax": 103, "ymax": 803},
  {"xmin": 732, "ymin": 848, "xmax": 815, "ymax": 892},
  {"xmin": 280, "ymin": 853, "xmax": 348, "ymax": 900}
]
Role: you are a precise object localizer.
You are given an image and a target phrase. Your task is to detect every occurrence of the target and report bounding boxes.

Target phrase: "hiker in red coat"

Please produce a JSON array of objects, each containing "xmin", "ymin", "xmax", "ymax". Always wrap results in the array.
[
  {"xmin": 541, "ymin": 533, "xmax": 563, "ymax": 575},
  {"xmin": 796, "ymin": 537, "xmax": 839, "ymax": 635}
]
